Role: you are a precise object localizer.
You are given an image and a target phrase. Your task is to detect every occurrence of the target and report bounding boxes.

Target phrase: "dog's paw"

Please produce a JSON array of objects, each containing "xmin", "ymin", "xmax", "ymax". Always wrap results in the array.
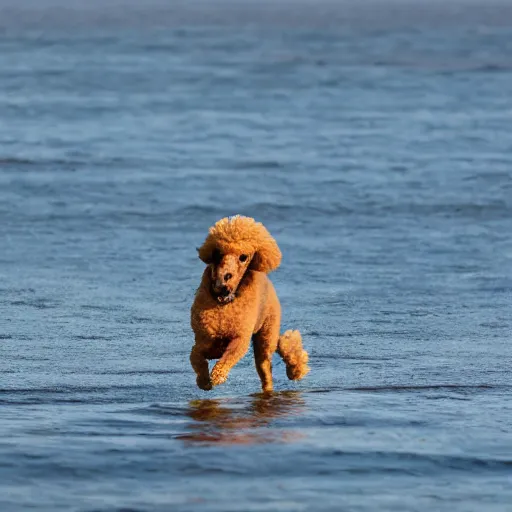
[
  {"xmin": 196, "ymin": 376, "xmax": 213, "ymax": 391},
  {"xmin": 210, "ymin": 365, "xmax": 228, "ymax": 387}
]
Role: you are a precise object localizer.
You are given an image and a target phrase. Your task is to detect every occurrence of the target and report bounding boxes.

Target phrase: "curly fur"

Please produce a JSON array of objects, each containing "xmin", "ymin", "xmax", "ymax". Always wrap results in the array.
[
  {"xmin": 190, "ymin": 216, "xmax": 310, "ymax": 392},
  {"xmin": 197, "ymin": 215, "xmax": 282, "ymax": 273}
]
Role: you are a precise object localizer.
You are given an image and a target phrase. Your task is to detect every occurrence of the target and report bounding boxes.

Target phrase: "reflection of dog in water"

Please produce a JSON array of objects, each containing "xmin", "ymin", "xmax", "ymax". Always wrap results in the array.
[{"xmin": 177, "ymin": 391, "xmax": 306, "ymax": 445}]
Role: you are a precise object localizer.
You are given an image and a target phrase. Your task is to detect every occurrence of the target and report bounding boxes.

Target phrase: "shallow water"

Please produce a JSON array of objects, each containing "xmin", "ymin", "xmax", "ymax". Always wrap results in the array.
[{"xmin": 1, "ymin": 1, "xmax": 512, "ymax": 511}]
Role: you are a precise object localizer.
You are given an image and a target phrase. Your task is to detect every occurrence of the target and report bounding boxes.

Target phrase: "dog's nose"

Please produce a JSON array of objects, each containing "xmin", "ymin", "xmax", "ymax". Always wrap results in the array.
[{"xmin": 224, "ymin": 273, "xmax": 232, "ymax": 282}]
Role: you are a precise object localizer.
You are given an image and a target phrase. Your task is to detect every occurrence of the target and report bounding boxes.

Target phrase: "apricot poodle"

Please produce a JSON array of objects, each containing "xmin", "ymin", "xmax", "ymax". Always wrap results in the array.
[{"xmin": 190, "ymin": 215, "xmax": 310, "ymax": 392}]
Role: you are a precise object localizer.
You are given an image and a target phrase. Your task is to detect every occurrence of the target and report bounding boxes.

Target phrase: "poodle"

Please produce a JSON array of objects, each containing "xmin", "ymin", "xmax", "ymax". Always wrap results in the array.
[{"xmin": 190, "ymin": 215, "xmax": 310, "ymax": 392}]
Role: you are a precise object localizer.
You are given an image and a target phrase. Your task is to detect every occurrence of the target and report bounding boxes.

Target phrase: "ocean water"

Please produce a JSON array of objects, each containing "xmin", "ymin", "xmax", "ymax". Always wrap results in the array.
[{"xmin": 1, "ymin": 1, "xmax": 512, "ymax": 510}]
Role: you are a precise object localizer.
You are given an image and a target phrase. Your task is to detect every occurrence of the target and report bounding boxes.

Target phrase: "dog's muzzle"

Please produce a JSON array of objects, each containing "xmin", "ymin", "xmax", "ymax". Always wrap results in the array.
[{"xmin": 212, "ymin": 284, "xmax": 235, "ymax": 304}]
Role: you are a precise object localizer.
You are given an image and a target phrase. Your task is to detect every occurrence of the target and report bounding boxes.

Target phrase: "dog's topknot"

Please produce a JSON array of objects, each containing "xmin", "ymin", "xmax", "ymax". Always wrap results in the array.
[{"xmin": 197, "ymin": 215, "xmax": 282, "ymax": 273}]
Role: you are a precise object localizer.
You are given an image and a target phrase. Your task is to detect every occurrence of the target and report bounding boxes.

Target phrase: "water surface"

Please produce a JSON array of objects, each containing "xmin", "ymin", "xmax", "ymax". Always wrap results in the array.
[{"xmin": 1, "ymin": 1, "xmax": 512, "ymax": 510}]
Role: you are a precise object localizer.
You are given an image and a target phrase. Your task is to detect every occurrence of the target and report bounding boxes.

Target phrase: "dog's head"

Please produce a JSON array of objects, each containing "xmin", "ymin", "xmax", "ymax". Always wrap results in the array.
[
  {"xmin": 207, "ymin": 247, "xmax": 252, "ymax": 304},
  {"xmin": 197, "ymin": 216, "xmax": 282, "ymax": 304}
]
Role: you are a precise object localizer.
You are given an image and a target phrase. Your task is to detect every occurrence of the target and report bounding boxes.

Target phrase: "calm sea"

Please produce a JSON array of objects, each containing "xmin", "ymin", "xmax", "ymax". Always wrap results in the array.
[{"xmin": 1, "ymin": 1, "xmax": 511, "ymax": 511}]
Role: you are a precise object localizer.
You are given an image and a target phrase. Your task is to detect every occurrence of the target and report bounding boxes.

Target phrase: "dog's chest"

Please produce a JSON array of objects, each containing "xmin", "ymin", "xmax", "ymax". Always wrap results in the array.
[{"xmin": 198, "ymin": 304, "xmax": 244, "ymax": 339}]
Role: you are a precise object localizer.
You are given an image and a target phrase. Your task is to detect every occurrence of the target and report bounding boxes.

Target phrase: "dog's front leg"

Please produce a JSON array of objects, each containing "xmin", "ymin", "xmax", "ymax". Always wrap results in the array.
[
  {"xmin": 190, "ymin": 343, "xmax": 213, "ymax": 391},
  {"xmin": 210, "ymin": 336, "xmax": 251, "ymax": 387}
]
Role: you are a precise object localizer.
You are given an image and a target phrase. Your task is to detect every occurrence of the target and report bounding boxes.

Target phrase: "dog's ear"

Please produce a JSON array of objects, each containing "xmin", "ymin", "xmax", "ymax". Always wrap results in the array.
[
  {"xmin": 249, "ymin": 237, "xmax": 282, "ymax": 273},
  {"xmin": 197, "ymin": 242, "xmax": 213, "ymax": 264},
  {"xmin": 197, "ymin": 247, "xmax": 209, "ymax": 264},
  {"xmin": 197, "ymin": 239, "xmax": 224, "ymax": 265}
]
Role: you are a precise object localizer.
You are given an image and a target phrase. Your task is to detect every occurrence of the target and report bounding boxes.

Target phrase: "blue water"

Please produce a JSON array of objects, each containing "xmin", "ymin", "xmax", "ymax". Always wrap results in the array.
[{"xmin": 1, "ymin": 1, "xmax": 512, "ymax": 510}]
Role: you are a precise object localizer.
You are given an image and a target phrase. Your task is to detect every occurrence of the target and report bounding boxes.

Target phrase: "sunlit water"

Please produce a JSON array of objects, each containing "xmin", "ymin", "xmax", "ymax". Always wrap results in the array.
[{"xmin": 1, "ymin": 1, "xmax": 512, "ymax": 510}]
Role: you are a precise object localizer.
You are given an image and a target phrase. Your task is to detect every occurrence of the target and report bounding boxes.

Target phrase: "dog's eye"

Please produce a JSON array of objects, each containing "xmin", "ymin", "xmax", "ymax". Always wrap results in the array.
[
  {"xmin": 212, "ymin": 249, "xmax": 222, "ymax": 264},
  {"xmin": 239, "ymin": 254, "xmax": 248, "ymax": 263}
]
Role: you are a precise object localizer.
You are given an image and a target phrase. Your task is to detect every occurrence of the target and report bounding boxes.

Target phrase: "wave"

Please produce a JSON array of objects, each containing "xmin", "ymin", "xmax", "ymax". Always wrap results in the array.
[
  {"xmin": 234, "ymin": 160, "xmax": 285, "ymax": 170},
  {"xmin": 0, "ymin": 384, "xmax": 146, "ymax": 394},
  {"xmin": 309, "ymin": 384, "xmax": 507, "ymax": 395},
  {"xmin": 346, "ymin": 384, "xmax": 500, "ymax": 392},
  {"xmin": 0, "ymin": 157, "xmax": 35, "ymax": 166}
]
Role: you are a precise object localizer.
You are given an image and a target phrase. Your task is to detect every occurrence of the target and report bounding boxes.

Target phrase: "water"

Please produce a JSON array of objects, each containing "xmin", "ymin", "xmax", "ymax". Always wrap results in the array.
[{"xmin": 1, "ymin": 1, "xmax": 512, "ymax": 510}]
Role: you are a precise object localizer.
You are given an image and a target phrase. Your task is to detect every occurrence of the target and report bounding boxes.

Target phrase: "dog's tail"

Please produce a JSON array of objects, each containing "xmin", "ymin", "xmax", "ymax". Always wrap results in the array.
[{"xmin": 277, "ymin": 330, "xmax": 310, "ymax": 381}]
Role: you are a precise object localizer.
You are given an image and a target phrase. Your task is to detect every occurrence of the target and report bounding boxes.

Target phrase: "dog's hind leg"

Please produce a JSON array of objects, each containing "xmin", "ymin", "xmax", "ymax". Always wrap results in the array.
[{"xmin": 253, "ymin": 318, "xmax": 280, "ymax": 393}]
